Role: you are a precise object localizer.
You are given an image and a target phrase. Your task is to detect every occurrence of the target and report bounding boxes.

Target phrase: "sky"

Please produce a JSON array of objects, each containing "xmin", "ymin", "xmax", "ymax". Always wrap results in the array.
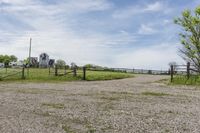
[{"xmin": 0, "ymin": 0, "xmax": 199, "ymax": 70}]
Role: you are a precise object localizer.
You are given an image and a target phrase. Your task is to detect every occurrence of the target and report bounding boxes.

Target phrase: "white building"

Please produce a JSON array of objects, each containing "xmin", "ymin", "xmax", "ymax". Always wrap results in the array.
[
  {"xmin": 39, "ymin": 53, "xmax": 49, "ymax": 68},
  {"xmin": 30, "ymin": 57, "xmax": 38, "ymax": 67},
  {"xmin": 16, "ymin": 61, "xmax": 24, "ymax": 67},
  {"xmin": 0, "ymin": 63, "xmax": 4, "ymax": 68},
  {"xmin": 9, "ymin": 62, "xmax": 17, "ymax": 66},
  {"xmin": 9, "ymin": 61, "xmax": 24, "ymax": 67}
]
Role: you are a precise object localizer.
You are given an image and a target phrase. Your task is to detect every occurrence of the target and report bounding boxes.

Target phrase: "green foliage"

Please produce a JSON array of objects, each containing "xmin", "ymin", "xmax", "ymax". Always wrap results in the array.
[
  {"xmin": 142, "ymin": 92, "xmax": 170, "ymax": 96},
  {"xmin": 70, "ymin": 62, "xmax": 77, "ymax": 69},
  {"xmin": 10, "ymin": 55, "xmax": 18, "ymax": 62},
  {"xmin": 65, "ymin": 65, "xmax": 70, "ymax": 69},
  {"xmin": 172, "ymin": 75, "xmax": 200, "ymax": 85},
  {"xmin": 56, "ymin": 59, "xmax": 66, "ymax": 69},
  {"xmin": 86, "ymin": 71, "xmax": 133, "ymax": 81},
  {"xmin": 23, "ymin": 58, "xmax": 29, "ymax": 65},
  {"xmin": 0, "ymin": 55, "xmax": 18, "ymax": 65},
  {"xmin": 84, "ymin": 64, "xmax": 94, "ymax": 68},
  {"xmin": 62, "ymin": 125, "xmax": 75, "ymax": 133},
  {"xmin": 175, "ymin": 6, "xmax": 200, "ymax": 70},
  {"xmin": 42, "ymin": 103, "xmax": 65, "ymax": 109},
  {"xmin": 84, "ymin": 64, "xmax": 125, "ymax": 73}
]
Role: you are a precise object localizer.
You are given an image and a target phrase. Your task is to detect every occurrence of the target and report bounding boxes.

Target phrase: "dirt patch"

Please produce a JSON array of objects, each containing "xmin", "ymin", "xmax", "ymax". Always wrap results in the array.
[{"xmin": 1, "ymin": 75, "xmax": 200, "ymax": 132}]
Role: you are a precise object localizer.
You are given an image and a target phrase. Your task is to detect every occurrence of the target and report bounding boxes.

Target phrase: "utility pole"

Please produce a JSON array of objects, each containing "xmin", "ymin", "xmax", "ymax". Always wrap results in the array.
[{"xmin": 28, "ymin": 38, "xmax": 32, "ymax": 76}]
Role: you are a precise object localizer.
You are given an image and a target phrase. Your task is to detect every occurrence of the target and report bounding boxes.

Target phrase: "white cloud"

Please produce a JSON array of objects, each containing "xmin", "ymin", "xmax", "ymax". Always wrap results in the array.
[
  {"xmin": 112, "ymin": 1, "xmax": 166, "ymax": 19},
  {"xmin": 113, "ymin": 43, "xmax": 183, "ymax": 70},
  {"xmin": 163, "ymin": 19, "xmax": 171, "ymax": 25},
  {"xmin": 0, "ymin": 0, "xmax": 184, "ymax": 69},
  {"xmin": 0, "ymin": 0, "xmax": 136, "ymax": 66},
  {"xmin": 138, "ymin": 24, "xmax": 157, "ymax": 35},
  {"xmin": 0, "ymin": 0, "xmax": 113, "ymax": 15},
  {"xmin": 0, "ymin": 0, "xmax": 32, "ymax": 4},
  {"xmin": 144, "ymin": 1, "xmax": 163, "ymax": 12}
]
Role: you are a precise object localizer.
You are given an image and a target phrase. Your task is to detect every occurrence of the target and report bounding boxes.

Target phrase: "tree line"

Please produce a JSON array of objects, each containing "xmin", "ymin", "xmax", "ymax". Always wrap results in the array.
[{"xmin": 0, "ymin": 55, "xmax": 18, "ymax": 65}]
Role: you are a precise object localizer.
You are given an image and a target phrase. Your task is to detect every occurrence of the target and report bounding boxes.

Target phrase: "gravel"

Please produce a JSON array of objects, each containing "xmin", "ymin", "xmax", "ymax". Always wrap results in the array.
[{"xmin": 1, "ymin": 75, "xmax": 200, "ymax": 133}]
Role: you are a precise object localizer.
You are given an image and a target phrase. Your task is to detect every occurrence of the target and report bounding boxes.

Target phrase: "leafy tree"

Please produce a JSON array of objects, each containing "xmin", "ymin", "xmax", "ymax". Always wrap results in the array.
[
  {"xmin": 65, "ymin": 65, "xmax": 70, "ymax": 69},
  {"xmin": 84, "ymin": 64, "xmax": 95, "ymax": 68},
  {"xmin": 0, "ymin": 55, "xmax": 18, "ymax": 66},
  {"xmin": 70, "ymin": 62, "xmax": 77, "ymax": 69},
  {"xmin": 23, "ymin": 58, "xmax": 29, "ymax": 65},
  {"xmin": 175, "ymin": 6, "xmax": 200, "ymax": 71},
  {"xmin": 10, "ymin": 55, "xmax": 18, "ymax": 62},
  {"xmin": 0, "ymin": 55, "xmax": 4, "ymax": 63},
  {"xmin": 56, "ymin": 59, "xmax": 66, "ymax": 69}
]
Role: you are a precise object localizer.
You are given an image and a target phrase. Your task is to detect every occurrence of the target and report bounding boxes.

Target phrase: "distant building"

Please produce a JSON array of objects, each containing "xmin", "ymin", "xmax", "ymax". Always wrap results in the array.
[
  {"xmin": 30, "ymin": 57, "xmax": 38, "ymax": 67},
  {"xmin": 39, "ymin": 53, "xmax": 49, "ymax": 68},
  {"xmin": 9, "ymin": 61, "xmax": 24, "ymax": 67},
  {"xmin": 0, "ymin": 63, "xmax": 4, "ymax": 68},
  {"xmin": 16, "ymin": 61, "xmax": 24, "ymax": 67},
  {"xmin": 49, "ymin": 59, "xmax": 55, "ymax": 67},
  {"xmin": 9, "ymin": 62, "xmax": 17, "ymax": 66}
]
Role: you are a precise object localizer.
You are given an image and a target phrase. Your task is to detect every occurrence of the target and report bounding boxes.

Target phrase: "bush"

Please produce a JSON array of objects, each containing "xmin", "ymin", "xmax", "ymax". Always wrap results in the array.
[{"xmin": 56, "ymin": 59, "xmax": 66, "ymax": 69}]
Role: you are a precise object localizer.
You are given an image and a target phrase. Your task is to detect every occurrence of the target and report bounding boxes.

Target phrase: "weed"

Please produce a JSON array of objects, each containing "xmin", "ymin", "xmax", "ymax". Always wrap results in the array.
[
  {"xmin": 42, "ymin": 103, "xmax": 65, "ymax": 109},
  {"xmin": 62, "ymin": 125, "xmax": 75, "ymax": 133},
  {"xmin": 142, "ymin": 92, "xmax": 170, "ymax": 96}
]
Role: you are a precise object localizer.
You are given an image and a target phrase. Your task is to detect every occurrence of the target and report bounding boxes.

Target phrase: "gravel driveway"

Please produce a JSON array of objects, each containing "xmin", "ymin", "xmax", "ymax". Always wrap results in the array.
[{"xmin": 1, "ymin": 75, "xmax": 200, "ymax": 133}]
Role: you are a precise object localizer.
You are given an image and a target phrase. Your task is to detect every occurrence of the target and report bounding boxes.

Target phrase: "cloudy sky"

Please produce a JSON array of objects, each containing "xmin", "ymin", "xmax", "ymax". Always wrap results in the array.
[{"xmin": 0, "ymin": 0, "xmax": 199, "ymax": 69}]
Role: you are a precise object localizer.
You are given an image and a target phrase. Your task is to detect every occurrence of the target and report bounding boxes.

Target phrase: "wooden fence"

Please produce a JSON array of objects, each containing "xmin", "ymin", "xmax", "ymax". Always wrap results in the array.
[
  {"xmin": 89, "ymin": 67, "xmax": 169, "ymax": 75},
  {"xmin": 170, "ymin": 62, "xmax": 199, "ymax": 82},
  {"xmin": 0, "ymin": 67, "xmax": 25, "ymax": 80},
  {"xmin": 49, "ymin": 66, "xmax": 87, "ymax": 80},
  {"xmin": 0, "ymin": 66, "xmax": 172, "ymax": 81}
]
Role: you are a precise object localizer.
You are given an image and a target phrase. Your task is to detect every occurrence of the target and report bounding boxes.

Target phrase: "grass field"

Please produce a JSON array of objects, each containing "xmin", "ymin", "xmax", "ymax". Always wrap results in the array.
[
  {"xmin": 0, "ymin": 68, "xmax": 134, "ymax": 82},
  {"xmin": 172, "ymin": 75, "xmax": 200, "ymax": 85}
]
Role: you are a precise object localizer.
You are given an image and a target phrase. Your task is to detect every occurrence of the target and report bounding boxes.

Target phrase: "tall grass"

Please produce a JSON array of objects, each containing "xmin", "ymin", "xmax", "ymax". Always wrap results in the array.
[{"xmin": 172, "ymin": 75, "xmax": 200, "ymax": 85}]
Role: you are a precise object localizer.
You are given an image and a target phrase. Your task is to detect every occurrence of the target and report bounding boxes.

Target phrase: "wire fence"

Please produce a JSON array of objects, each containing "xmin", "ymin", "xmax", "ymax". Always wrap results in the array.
[
  {"xmin": 170, "ymin": 62, "xmax": 199, "ymax": 82},
  {"xmin": 0, "ymin": 67, "xmax": 25, "ymax": 80},
  {"xmin": 0, "ymin": 65, "xmax": 171, "ymax": 81}
]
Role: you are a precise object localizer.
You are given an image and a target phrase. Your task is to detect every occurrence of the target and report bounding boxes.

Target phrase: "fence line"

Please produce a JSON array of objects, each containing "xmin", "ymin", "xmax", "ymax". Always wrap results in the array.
[
  {"xmin": 0, "ymin": 66, "xmax": 171, "ymax": 81},
  {"xmin": 0, "ymin": 67, "xmax": 25, "ymax": 80},
  {"xmin": 170, "ymin": 62, "xmax": 199, "ymax": 82}
]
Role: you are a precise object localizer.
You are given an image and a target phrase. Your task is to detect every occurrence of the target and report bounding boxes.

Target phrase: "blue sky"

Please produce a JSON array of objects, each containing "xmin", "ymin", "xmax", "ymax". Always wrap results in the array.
[{"xmin": 0, "ymin": 0, "xmax": 199, "ymax": 69}]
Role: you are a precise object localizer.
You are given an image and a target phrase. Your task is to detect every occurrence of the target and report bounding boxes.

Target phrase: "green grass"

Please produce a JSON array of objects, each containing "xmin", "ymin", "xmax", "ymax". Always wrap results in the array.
[
  {"xmin": 0, "ymin": 68, "xmax": 22, "ymax": 81},
  {"xmin": 0, "ymin": 68, "xmax": 133, "ymax": 82},
  {"xmin": 32, "ymin": 110, "xmax": 51, "ymax": 117},
  {"xmin": 172, "ymin": 75, "xmax": 200, "ymax": 85},
  {"xmin": 41, "ymin": 103, "xmax": 65, "ymax": 109},
  {"xmin": 62, "ymin": 125, "xmax": 75, "ymax": 133},
  {"xmin": 86, "ymin": 70, "xmax": 133, "ymax": 81},
  {"xmin": 142, "ymin": 91, "xmax": 170, "ymax": 96}
]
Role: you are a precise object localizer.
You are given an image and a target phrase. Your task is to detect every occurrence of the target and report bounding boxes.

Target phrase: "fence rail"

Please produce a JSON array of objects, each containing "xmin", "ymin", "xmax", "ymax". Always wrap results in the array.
[
  {"xmin": 0, "ymin": 65, "xmax": 172, "ymax": 81},
  {"xmin": 170, "ymin": 62, "xmax": 199, "ymax": 82},
  {"xmin": 0, "ymin": 67, "xmax": 25, "ymax": 80}
]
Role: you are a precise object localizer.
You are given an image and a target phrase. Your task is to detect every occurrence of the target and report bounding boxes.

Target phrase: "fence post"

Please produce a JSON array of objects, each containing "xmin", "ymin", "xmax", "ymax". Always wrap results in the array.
[
  {"xmin": 170, "ymin": 65, "xmax": 174, "ymax": 82},
  {"xmin": 6, "ymin": 66, "xmax": 7, "ymax": 74},
  {"xmin": 187, "ymin": 62, "xmax": 190, "ymax": 79},
  {"xmin": 64, "ymin": 66, "xmax": 67, "ymax": 75},
  {"xmin": 22, "ymin": 67, "xmax": 25, "ymax": 79},
  {"xmin": 83, "ymin": 67, "xmax": 86, "ymax": 80},
  {"xmin": 49, "ymin": 67, "xmax": 50, "ymax": 75},
  {"xmin": 73, "ymin": 67, "xmax": 77, "ymax": 77},
  {"xmin": 55, "ymin": 65, "xmax": 58, "ymax": 76}
]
